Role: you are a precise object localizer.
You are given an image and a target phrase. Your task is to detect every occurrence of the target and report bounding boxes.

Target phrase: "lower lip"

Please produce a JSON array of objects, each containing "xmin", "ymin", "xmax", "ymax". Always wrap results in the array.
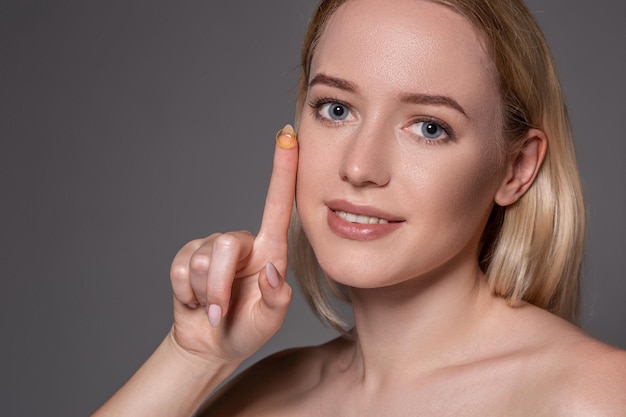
[{"xmin": 326, "ymin": 208, "xmax": 403, "ymax": 241}]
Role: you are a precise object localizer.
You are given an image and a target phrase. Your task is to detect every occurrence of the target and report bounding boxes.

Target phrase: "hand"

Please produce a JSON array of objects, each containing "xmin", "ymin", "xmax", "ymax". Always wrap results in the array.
[{"xmin": 169, "ymin": 125, "xmax": 298, "ymax": 364}]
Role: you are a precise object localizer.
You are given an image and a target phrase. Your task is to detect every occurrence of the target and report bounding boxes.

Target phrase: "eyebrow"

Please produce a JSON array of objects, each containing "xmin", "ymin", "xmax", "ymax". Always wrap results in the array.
[
  {"xmin": 309, "ymin": 73, "xmax": 469, "ymax": 119},
  {"xmin": 400, "ymin": 92, "xmax": 468, "ymax": 119},
  {"xmin": 400, "ymin": 94, "xmax": 469, "ymax": 119},
  {"xmin": 308, "ymin": 73, "xmax": 359, "ymax": 93}
]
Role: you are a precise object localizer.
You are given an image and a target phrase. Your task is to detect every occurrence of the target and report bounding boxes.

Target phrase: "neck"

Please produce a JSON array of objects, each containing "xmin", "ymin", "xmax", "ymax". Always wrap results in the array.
[{"xmin": 344, "ymin": 259, "xmax": 499, "ymax": 386}]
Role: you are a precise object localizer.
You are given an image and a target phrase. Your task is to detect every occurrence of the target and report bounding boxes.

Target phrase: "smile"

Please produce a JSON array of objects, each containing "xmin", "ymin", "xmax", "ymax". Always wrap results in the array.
[
  {"xmin": 326, "ymin": 207, "xmax": 403, "ymax": 241},
  {"xmin": 333, "ymin": 210, "xmax": 390, "ymax": 224}
]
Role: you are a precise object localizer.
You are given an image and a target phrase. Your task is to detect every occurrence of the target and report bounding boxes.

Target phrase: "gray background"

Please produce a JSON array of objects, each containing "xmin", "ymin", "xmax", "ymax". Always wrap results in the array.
[{"xmin": 1, "ymin": 1, "xmax": 624, "ymax": 415}]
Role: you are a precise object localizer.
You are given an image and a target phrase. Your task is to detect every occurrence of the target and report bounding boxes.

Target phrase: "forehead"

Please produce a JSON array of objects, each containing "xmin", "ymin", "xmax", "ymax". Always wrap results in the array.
[{"xmin": 310, "ymin": 0, "xmax": 498, "ymax": 112}]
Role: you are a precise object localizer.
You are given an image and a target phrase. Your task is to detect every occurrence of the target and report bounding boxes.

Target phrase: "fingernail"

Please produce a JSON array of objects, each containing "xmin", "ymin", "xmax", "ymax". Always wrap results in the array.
[
  {"xmin": 187, "ymin": 303, "xmax": 199, "ymax": 309},
  {"xmin": 265, "ymin": 262, "xmax": 280, "ymax": 289},
  {"xmin": 276, "ymin": 124, "xmax": 297, "ymax": 149},
  {"xmin": 208, "ymin": 304, "xmax": 222, "ymax": 327}
]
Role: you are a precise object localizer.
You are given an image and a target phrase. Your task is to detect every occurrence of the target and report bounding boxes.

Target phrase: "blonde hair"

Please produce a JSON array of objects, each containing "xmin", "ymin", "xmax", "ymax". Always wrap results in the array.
[{"xmin": 290, "ymin": 0, "xmax": 585, "ymax": 333}]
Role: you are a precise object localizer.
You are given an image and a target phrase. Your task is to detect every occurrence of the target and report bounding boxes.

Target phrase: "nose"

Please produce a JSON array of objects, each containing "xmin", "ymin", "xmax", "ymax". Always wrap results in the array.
[{"xmin": 338, "ymin": 125, "xmax": 392, "ymax": 188}]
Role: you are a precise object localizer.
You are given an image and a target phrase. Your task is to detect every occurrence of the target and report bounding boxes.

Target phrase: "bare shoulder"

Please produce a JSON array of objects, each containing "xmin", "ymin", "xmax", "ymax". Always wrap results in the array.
[
  {"xmin": 510, "ymin": 305, "xmax": 626, "ymax": 416},
  {"xmin": 196, "ymin": 337, "xmax": 349, "ymax": 416},
  {"xmin": 551, "ymin": 333, "xmax": 626, "ymax": 416}
]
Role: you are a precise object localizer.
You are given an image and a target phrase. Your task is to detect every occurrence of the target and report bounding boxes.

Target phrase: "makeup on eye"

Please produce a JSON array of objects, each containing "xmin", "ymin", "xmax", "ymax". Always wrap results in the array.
[
  {"xmin": 406, "ymin": 118, "xmax": 455, "ymax": 144},
  {"xmin": 309, "ymin": 96, "xmax": 455, "ymax": 143},
  {"xmin": 308, "ymin": 97, "xmax": 355, "ymax": 124}
]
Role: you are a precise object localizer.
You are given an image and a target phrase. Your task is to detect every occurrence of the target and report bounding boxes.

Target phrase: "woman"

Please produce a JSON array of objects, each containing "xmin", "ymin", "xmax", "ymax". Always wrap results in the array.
[{"xmin": 93, "ymin": 0, "xmax": 626, "ymax": 415}]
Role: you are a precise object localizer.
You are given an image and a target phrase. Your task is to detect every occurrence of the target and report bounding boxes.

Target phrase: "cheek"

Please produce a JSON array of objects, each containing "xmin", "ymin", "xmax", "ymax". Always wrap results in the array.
[
  {"xmin": 295, "ymin": 130, "xmax": 328, "ymax": 211},
  {"xmin": 294, "ymin": 143, "xmax": 329, "ymax": 262},
  {"xmin": 433, "ymin": 149, "xmax": 504, "ymax": 234},
  {"xmin": 295, "ymin": 121, "xmax": 337, "ymax": 193},
  {"xmin": 399, "ymin": 143, "xmax": 504, "ymax": 237}
]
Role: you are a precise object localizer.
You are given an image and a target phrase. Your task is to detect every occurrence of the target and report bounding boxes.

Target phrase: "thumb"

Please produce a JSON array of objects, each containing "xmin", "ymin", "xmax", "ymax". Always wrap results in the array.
[{"xmin": 257, "ymin": 262, "xmax": 292, "ymax": 323}]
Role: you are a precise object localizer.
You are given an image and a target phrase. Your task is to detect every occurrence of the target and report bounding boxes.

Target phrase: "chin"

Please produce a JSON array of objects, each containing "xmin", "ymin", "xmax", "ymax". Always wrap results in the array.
[{"xmin": 315, "ymin": 251, "xmax": 411, "ymax": 290}]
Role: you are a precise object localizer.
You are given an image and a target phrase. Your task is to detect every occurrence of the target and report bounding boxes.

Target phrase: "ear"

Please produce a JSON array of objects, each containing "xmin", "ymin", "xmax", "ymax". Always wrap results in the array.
[{"xmin": 495, "ymin": 128, "xmax": 547, "ymax": 206}]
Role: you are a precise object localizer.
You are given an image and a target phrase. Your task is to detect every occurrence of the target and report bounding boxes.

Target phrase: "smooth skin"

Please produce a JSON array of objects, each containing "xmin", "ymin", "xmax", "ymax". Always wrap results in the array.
[
  {"xmin": 93, "ymin": 1, "xmax": 626, "ymax": 416},
  {"xmin": 204, "ymin": 1, "xmax": 626, "ymax": 416}
]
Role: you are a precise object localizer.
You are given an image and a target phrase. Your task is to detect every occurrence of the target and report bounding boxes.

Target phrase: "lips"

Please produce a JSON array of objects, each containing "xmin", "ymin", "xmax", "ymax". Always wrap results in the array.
[
  {"xmin": 326, "ymin": 200, "xmax": 404, "ymax": 240},
  {"xmin": 327, "ymin": 199, "xmax": 403, "ymax": 222}
]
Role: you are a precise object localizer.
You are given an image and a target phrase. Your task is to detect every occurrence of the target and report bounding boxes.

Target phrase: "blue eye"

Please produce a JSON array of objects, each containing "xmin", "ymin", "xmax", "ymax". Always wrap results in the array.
[
  {"xmin": 412, "ymin": 121, "xmax": 447, "ymax": 140},
  {"xmin": 321, "ymin": 102, "xmax": 350, "ymax": 121}
]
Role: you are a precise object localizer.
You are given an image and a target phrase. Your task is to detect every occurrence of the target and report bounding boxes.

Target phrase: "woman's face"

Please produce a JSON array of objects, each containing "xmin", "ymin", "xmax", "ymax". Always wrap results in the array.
[{"xmin": 296, "ymin": 0, "xmax": 507, "ymax": 288}]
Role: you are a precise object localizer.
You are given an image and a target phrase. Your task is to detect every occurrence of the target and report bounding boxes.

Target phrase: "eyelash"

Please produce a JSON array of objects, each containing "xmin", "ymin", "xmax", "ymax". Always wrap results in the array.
[
  {"xmin": 411, "ymin": 117, "xmax": 456, "ymax": 145},
  {"xmin": 307, "ymin": 96, "xmax": 456, "ymax": 144},
  {"xmin": 308, "ymin": 97, "xmax": 352, "ymax": 126}
]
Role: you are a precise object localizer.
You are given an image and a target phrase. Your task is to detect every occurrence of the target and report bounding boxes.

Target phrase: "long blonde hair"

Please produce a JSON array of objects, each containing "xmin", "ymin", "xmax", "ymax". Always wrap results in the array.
[{"xmin": 290, "ymin": 0, "xmax": 585, "ymax": 333}]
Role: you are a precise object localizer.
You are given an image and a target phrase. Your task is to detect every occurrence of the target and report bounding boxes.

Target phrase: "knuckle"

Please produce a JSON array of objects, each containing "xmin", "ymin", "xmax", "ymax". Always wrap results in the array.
[
  {"xmin": 207, "ymin": 287, "xmax": 227, "ymax": 303},
  {"xmin": 189, "ymin": 252, "xmax": 210, "ymax": 273},
  {"xmin": 206, "ymin": 232, "xmax": 222, "ymax": 242},
  {"xmin": 213, "ymin": 233, "xmax": 240, "ymax": 252},
  {"xmin": 170, "ymin": 264, "xmax": 188, "ymax": 283},
  {"xmin": 206, "ymin": 278, "xmax": 230, "ymax": 302},
  {"xmin": 183, "ymin": 238, "xmax": 204, "ymax": 251},
  {"xmin": 208, "ymin": 278, "xmax": 228, "ymax": 296}
]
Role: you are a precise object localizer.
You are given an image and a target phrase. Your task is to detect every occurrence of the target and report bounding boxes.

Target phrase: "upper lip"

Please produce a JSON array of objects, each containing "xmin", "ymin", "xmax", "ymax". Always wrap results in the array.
[{"xmin": 326, "ymin": 199, "xmax": 405, "ymax": 222}]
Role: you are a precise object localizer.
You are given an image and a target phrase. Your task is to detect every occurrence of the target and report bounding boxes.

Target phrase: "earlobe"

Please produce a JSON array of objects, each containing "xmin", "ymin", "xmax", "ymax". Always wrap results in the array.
[{"xmin": 495, "ymin": 128, "xmax": 547, "ymax": 206}]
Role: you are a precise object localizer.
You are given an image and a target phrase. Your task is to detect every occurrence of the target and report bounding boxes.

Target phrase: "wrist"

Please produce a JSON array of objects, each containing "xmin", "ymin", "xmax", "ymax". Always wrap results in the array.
[
  {"xmin": 165, "ymin": 327, "xmax": 242, "ymax": 378},
  {"xmin": 92, "ymin": 330, "xmax": 242, "ymax": 417}
]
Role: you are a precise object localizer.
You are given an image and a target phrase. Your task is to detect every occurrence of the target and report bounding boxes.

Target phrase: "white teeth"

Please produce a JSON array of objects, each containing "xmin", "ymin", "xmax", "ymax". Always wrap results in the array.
[{"xmin": 334, "ymin": 210, "xmax": 389, "ymax": 224}]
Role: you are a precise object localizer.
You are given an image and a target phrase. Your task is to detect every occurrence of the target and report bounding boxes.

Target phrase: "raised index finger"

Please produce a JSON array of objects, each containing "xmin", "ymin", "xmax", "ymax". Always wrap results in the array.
[{"xmin": 257, "ymin": 124, "xmax": 298, "ymax": 245}]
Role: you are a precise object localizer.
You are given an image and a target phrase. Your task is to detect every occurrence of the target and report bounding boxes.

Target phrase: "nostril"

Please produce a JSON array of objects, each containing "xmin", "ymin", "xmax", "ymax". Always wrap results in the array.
[{"xmin": 339, "ymin": 158, "xmax": 390, "ymax": 188}]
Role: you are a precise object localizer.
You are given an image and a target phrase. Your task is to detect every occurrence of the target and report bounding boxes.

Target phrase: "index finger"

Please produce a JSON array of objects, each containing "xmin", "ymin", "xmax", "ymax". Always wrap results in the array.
[{"xmin": 257, "ymin": 124, "xmax": 299, "ymax": 244}]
